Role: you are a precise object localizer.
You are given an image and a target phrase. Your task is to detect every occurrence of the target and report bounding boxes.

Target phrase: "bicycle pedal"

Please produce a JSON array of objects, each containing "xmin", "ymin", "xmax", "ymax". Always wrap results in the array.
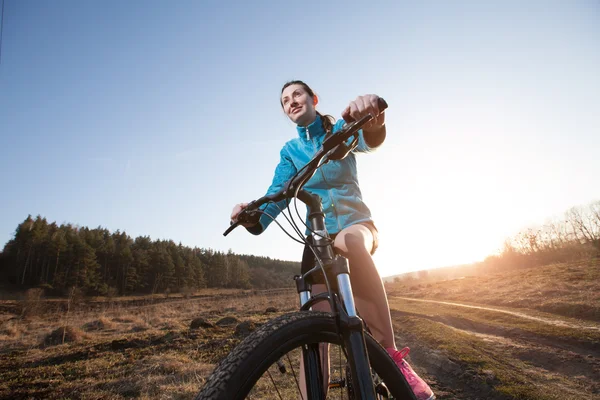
[{"xmin": 328, "ymin": 378, "xmax": 346, "ymax": 389}]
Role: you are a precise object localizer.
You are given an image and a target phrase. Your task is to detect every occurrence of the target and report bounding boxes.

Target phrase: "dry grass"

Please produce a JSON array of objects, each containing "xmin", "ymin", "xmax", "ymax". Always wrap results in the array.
[
  {"xmin": 388, "ymin": 259, "xmax": 600, "ymax": 322},
  {"xmin": 0, "ymin": 294, "xmax": 286, "ymax": 399},
  {"xmin": 0, "ymin": 267, "xmax": 598, "ymax": 399},
  {"xmin": 0, "ymin": 289, "xmax": 299, "ymax": 399}
]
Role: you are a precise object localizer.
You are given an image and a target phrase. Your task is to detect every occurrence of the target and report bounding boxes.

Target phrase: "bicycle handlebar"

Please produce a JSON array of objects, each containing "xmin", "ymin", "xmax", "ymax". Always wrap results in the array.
[{"xmin": 224, "ymin": 98, "xmax": 388, "ymax": 236}]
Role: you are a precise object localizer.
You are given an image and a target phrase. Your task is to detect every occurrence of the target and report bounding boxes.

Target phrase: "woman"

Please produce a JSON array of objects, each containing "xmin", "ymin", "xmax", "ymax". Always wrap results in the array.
[{"xmin": 230, "ymin": 80, "xmax": 435, "ymax": 400}]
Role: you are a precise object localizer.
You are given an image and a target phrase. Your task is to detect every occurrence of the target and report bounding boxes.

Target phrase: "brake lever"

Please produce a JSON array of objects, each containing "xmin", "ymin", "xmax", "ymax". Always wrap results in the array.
[
  {"xmin": 223, "ymin": 206, "xmax": 260, "ymax": 237},
  {"xmin": 224, "ymin": 221, "xmax": 240, "ymax": 236}
]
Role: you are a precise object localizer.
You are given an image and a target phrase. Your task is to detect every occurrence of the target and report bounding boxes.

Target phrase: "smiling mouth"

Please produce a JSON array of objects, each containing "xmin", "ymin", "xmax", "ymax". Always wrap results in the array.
[{"xmin": 291, "ymin": 107, "xmax": 302, "ymax": 114}]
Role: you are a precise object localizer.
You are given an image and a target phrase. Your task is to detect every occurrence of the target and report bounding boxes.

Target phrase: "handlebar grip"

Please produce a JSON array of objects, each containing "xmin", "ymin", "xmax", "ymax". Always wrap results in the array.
[
  {"xmin": 343, "ymin": 97, "xmax": 388, "ymax": 123},
  {"xmin": 378, "ymin": 97, "xmax": 388, "ymax": 112}
]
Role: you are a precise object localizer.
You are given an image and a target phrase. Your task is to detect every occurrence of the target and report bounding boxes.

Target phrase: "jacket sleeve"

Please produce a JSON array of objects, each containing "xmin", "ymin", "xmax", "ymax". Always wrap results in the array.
[{"xmin": 246, "ymin": 145, "xmax": 297, "ymax": 235}]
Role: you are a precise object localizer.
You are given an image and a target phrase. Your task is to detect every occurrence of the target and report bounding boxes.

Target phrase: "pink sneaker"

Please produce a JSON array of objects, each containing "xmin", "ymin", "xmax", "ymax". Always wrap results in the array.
[{"xmin": 386, "ymin": 347, "xmax": 435, "ymax": 400}]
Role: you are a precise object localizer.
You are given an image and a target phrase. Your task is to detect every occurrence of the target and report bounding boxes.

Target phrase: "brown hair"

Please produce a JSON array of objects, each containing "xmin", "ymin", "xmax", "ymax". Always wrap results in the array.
[{"xmin": 281, "ymin": 80, "xmax": 336, "ymax": 135}]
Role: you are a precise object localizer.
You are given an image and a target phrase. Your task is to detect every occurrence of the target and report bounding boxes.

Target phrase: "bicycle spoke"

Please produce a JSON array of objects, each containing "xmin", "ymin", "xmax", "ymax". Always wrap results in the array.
[
  {"xmin": 338, "ymin": 345, "xmax": 343, "ymax": 400},
  {"xmin": 241, "ymin": 343, "xmax": 391, "ymax": 399},
  {"xmin": 266, "ymin": 369, "xmax": 284, "ymax": 400},
  {"xmin": 285, "ymin": 353, "xmax": 304, "ymax": 400}
]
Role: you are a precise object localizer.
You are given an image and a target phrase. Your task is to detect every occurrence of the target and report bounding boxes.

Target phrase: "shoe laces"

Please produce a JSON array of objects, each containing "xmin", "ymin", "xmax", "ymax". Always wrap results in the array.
[
  {"xmin": 388, "ymin": 346, "xmax": 411, "ymax": 362},
  {"xmin": 398, "ymin": 347, "xmax": 410, "ymax": 359}
]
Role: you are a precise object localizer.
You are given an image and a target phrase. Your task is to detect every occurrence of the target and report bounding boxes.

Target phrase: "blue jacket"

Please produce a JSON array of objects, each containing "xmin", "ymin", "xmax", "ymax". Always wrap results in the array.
[{"xmin": 248, "ymin": 115, "xmax": 380, "ymax": 236}]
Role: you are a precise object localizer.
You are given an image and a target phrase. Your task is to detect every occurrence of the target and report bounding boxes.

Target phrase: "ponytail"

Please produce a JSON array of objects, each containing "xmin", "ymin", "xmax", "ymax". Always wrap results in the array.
[{"xmin": 316, "ymin": 111, "xmax": 336, "ymax": 135}]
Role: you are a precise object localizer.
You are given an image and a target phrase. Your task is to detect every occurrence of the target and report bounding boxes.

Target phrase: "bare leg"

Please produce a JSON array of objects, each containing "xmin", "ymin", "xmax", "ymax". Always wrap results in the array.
[
  {"xmin": 333, "ymin": 224, "xmax": 396, "ymax": 349},
  {"xmin": 335, "ymin": 225, "xmax": 437, "ymax": 399},
  {"xmin": 299, "ymin": 223, "xmax": 396, "ymax": 398}
]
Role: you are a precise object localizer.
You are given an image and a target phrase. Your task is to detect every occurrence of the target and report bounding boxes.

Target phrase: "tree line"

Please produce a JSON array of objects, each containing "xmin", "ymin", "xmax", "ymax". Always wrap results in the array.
[
  {"xmin": 482, "ymin": 200, "xmax": 600, "ymax": 272},
  {"xmin": 0, "ymin": 215, "xmax": 299, "ymax": 296},
  {"xmin": 391, "ymin": 200, "xmax": 600, "ymax": 284}
]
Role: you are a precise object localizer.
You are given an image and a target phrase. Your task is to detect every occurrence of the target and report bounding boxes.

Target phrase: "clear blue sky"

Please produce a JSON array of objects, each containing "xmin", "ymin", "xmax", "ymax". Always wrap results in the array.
[{"xmin": 1, "ymin": 1, "xmax": 598, "ymax": 277}]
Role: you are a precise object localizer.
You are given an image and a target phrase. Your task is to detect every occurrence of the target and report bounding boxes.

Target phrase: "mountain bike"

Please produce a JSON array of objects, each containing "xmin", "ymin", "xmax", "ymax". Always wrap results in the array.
[{"xmin": 195, "ymin": 99, "xmax": 417, "ymax": 399}]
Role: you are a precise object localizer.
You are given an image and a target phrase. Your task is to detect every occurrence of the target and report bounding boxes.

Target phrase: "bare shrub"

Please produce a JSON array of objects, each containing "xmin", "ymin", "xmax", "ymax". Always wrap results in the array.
[
  {"xmin": 66, "ymin": 286, "xmax": 85, "ymax": 307},
  {"xmin": 83, "ymin": 317, "xmax": 114, "ymax": 331},
  {"xmin": 106, "ymin": 286, "xmax": 118, "ymax": 298},
  {"xmin": 159, "ymin": 321, "xmax": 185, "ymax": 331},
  {"xmin": 135, "ymin": 352, "xmax": 208, "ymax": 378},
  {"xmin": 216, "ymin": 316, "xmax": 238, "ymax": 326},
  {"xmin": 130, "ymin": 322, "xmax": 150, "ymax": 332},
  {"xmin": 180, "ymin": 286, "xmax": 194, "ymax": 299},
  {"xmin": 148, "ymin": 316, "xmax": 165, "ymax": 327},
  {"xmin": 190, "ymin": 318, "xmax": 214, "ymax": 330},
  {"xmin": 106, "ymin": 286, "xmax": 119, "ymax": 306},
  {"xmin": 112, "ymin": 316, "xmax": 137, "ymax": 323},
  {"xmin": 235, "ymin": 321, "xmax": 256, "ymax": 337},
  {"xmin": 20, "ymin": 288, "xmax": 45, "ymax": 318},
  {"xmin": 0, "ymin": 320, "xmax": 20, "ymax": 338},
  {"xmin": 43, "ymin": 326, "xmax": 84, "ymax": 346}
]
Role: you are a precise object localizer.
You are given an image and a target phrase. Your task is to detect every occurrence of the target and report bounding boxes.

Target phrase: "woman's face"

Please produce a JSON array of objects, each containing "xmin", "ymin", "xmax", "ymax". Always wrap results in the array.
[{"xmin": 281, "ymin": 84, "xmax": 317, "ymax": 127}]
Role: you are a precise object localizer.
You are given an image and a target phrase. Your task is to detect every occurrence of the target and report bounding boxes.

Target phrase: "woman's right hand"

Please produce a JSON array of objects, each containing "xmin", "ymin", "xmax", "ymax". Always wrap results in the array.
[{"xmin": 230, "ymin": 203, "xmax": 257, "ymax": 227}]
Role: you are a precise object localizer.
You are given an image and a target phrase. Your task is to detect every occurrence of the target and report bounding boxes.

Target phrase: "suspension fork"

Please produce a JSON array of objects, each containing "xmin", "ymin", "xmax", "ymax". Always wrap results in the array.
[
  {"xmin": 332, "ymin": 256, "xmax": 377, "ymax": 400},
  {"xmin": 295, "ymin": 258, "xmax": 377, "ymax": 400},
  {"xmin": 294, "ymin": 275, "xmax": 325, "ymax": 399}
]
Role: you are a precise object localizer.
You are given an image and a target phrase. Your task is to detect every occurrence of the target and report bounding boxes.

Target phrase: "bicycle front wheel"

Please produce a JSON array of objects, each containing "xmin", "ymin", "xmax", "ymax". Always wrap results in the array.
[{"xmin": 195, "ymin": 311, "xmax": 417, "ymax": 400}]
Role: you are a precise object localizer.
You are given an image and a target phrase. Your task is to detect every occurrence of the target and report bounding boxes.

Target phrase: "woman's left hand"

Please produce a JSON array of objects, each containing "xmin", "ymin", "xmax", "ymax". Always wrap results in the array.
[{"xmin": 341, "ymin": 94, "xmax": 386, "ymax": 131}]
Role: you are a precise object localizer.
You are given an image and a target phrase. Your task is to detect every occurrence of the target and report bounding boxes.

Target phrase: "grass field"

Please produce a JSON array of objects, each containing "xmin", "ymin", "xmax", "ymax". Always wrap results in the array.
[{"xmin": 0, "ymin": 259, "xmax": 598, "ymax": 399}]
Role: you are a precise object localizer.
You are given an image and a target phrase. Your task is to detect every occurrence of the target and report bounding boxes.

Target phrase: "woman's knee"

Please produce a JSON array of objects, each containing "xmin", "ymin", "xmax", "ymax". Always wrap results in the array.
[{"xmin": 333, "ymin": 225, "xmax": 373, "ymax": 256}]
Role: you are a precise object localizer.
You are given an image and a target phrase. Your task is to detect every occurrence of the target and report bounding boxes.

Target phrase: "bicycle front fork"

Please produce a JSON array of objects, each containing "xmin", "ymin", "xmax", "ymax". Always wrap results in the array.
[{"xmin": 295, "ymin": 257, "xmax": 377, "ymax": 399}]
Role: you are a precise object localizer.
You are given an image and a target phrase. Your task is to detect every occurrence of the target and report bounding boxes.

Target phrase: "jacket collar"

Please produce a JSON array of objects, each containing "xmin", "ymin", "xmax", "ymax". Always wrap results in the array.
[{"xmin": 296, "ymin": 114, "xmax": 326, "ymax": 141}]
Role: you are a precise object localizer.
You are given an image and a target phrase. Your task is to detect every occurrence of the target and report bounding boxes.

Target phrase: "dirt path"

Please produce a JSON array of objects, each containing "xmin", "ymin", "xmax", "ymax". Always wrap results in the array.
[
  {"xmin": 388, "ymin": 297, "xmax": 600, "ymax": 399},
  {"xmin": 391, "ymin": 296, "xmax": 600, "ymax": 331}
]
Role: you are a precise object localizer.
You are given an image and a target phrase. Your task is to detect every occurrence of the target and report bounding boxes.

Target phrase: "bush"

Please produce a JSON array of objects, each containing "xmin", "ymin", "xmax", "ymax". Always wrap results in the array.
[
  {"xmin": 37, "ymin": 283, "xmax": 54, "ymax": 294},
  {"xmin": 0, "ymin": 320, "xmax": 19, "ymax": 337},
  {"xmin": 43, "ymin": 326, "xmax": 83, "ymax": 346},
  {"xmin": 180, "ymin": 286, "xmax": 194, "ymax": 299},
  {"xmin": 190, "ymin": 318, "xmax": 214, "ymax": 330},
  {"xmin": 82, "ymin": 317, "xmax": 114, "ymax": 331},
  {"xmin": 65, "ymin": 286, "xmax": 85, "ymax": 307},
  {"xmin": 216, "ymin": 316, "xmax": 238, "ymax": 326},
  {"xmin": 106, "ymin": 286, "xmax": 119, "ymax": 299},
  {"xmin": 20, "ymin": 288, "xmax": 45, "ymax": 318}
]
